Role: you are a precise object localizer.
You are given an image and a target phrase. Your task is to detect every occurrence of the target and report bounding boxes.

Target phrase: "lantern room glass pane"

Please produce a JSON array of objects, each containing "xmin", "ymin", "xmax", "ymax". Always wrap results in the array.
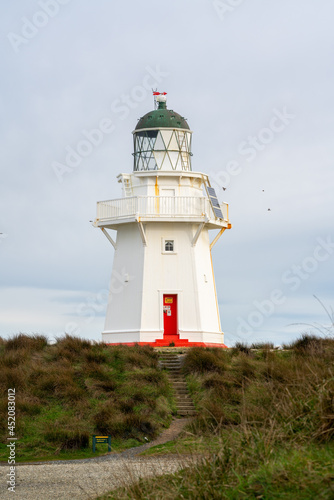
[
  {"xmin": 168, "ymin": 132, "xmax": 179, "ymax": 151},
  {"xmin": 174, "ymin": 153, "xmax": 181, "ymax": 170},
  {"xmin": 134, "ymin": 131, "xmax": 158, "ymax": 152},
  {"xmin": 160, "ymin": 130, "xmax": 173, "ymax": 148},
  {"xmin": 154, "ymin": 132, "xmax": 165, "ymax": 151},
  {"xmin": 147, "ymin": 156, "xmax": 157, "ymax": 170},
  {"xmin": 186, "ymin": 132, "xmax": 192, "ymax": 149},
  {"xmin": 162, "ymin": 154, "xmax": 173, "ymax": 170},
  {"xmin": 142, "ymin": 137, "xmax": 152, "ymax": 152},
  {"xmin": 153, "ymin": 151, "xmax": 166, "ymax": 169},
  {"xmin": 168, "ymin": 151, "xmax": 179, "ymax": 169}
]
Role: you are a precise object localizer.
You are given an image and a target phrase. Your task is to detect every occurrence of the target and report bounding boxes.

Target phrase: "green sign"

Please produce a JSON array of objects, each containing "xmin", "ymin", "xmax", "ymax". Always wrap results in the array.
[{"xmin": 92, "ymin": 435, "xmax": 111, "ymax": 453}]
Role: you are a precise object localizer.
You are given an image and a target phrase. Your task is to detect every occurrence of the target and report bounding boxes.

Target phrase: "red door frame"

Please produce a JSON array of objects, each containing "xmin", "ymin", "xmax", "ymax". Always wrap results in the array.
[{"xmin": 163, "ymin": 294, "xmax": 178, "ymax": 341}]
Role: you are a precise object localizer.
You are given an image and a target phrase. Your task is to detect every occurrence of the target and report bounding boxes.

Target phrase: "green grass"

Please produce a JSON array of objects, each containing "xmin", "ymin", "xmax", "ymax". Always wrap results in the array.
[
  {"xmin": 139, "ymin": 434, "xmax": 222, "ymax": 456},
  {"xmin": 0, "ymin": 436, "xmax": 144, "ymax": 463},
  {"xmin": 0, "ymin": 334, "xmax": 175, "ymax": 462},
  {"xmin": 98, "ymin": 335, "xmax": 334, "ymax": 499},
  {"xmin": 101, "ymin": 442, "xmax": 334, "ymax": 499}
]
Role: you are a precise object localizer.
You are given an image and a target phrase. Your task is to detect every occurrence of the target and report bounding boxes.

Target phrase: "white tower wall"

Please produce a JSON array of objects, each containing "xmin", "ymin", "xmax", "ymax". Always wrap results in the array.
[
  {"xmin": 99, "ymin": 170, "xmax": 230, "ymax": 347},
  {"xmin": 103, "ymin": 224, "xmax": 145, "ymax": 344},
  {"xmin": 103, "ymin": 221, "xmax": 222, "ymax": 345}
]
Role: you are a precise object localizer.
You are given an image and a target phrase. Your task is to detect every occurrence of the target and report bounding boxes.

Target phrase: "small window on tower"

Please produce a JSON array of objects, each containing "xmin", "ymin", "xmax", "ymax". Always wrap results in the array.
[{"xmin": 165, "ymin": 240, "xmax": 174, "ymax": 252}]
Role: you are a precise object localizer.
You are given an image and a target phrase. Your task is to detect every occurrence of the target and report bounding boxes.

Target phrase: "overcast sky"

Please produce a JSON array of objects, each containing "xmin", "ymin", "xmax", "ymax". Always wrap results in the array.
[{"xmin": 1, "ymin": 0, "xmax": 333, "ymax": 346}]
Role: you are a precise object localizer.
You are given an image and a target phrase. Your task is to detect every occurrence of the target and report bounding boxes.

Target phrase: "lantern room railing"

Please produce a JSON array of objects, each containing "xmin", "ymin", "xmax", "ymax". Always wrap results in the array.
[{"xmin": 96, "ymin": 196, "xmax": 228, "ymax": 222}]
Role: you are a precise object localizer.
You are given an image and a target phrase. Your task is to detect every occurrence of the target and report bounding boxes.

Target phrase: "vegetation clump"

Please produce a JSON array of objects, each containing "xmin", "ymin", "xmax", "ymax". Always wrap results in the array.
[
  {"xmin": 185, "ymin": 336, "xmax": 334, "ymax": 443},
  {"xmin": 0, "ymin": 335, "xmax": 174, "ymax": 461},
  {"xmin": 104, "ymin": 335, "xmax": 334, "ymax": 499}
]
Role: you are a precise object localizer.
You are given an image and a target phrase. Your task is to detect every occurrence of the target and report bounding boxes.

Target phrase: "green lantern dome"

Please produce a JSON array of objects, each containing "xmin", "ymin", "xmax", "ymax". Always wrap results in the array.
[
  {"xmin": 133, "ymin": 93, "xmax": 192, "ymax": 172},
  {"xmin": 135, "ymin": 100, "xmax": 190, "ymax": 131}
]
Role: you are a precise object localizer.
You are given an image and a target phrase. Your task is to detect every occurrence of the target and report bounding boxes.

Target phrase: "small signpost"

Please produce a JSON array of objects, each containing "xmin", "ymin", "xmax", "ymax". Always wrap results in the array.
[{"xmin": 92, "ymin": 435, "xmax": 111, "ymax": 453}]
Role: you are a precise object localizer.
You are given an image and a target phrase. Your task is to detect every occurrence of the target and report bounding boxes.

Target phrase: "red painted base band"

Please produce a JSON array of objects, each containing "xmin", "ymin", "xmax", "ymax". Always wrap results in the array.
[{"xmin": 104, "ymin": 341, "xmax": 228, "ymax": 348}]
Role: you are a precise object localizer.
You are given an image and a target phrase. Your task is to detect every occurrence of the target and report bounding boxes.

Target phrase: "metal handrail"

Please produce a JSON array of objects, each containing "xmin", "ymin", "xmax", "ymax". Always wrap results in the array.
[{"xmin": 96, "ymin": 196, "xmax": 214, "ymax": 220}]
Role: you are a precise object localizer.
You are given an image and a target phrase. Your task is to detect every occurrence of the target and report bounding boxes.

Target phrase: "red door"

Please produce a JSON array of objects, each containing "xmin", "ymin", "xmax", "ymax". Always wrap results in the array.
[{"xmin": 163, "ymin": 294, "xmax": 178, "ymax": 343}]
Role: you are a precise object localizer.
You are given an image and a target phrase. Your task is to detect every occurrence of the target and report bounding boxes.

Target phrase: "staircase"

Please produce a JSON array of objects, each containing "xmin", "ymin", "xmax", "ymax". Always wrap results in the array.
[{"xmin": 158, "ymin": 352, "xmax": 196, "ymax": 417}]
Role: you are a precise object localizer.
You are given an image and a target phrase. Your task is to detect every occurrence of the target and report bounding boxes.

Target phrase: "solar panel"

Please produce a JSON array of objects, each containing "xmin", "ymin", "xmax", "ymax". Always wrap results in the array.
[
  {"xmin": 206, "ymin": 185, "xmax": 224, "ymax": 220},
  {"xmin": 207, "ymin": 187, "xmax": 216, "ymax": 197},
  {"xmin": 213, "ymin": 206, "xmax": 224, "ymax": 219},
  {"xmin": 211, "ymin": 198, "xmax": 220, "ymax": 208}
]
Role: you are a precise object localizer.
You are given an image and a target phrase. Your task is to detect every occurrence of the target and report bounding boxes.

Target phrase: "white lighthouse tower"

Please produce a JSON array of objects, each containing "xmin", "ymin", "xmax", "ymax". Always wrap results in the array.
[{"xmin": 94, "ymin": 93, "xmax": 231, "ymax": 347}]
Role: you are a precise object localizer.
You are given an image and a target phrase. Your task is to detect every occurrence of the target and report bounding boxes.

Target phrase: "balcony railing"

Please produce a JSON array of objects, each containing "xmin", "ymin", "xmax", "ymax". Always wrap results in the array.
[{"xmin": 96, "ymin": 196, "xmax": 226, "ymax": 221}]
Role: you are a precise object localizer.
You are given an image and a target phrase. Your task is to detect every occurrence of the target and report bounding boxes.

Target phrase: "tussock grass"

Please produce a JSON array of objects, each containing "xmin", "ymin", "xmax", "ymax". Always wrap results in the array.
[
  {"xmin": 0, "ymin": 335, "xmax": 174, "ymax": 461},
  {"xmin": 5, "ymin": 334, "xmax": 48, "ymax": 352},
  {"xmin": 182, "ymin": 347, "xmax": 228, "ymax": 373},
  {"xmin": 102, "ymin": 441, "xmax": 334, "ymax": 499},
  {"xmin": 185, "ymin": 338, "xmax": 334, "ymax": 444},
  {"xmin": 251, "ymin": 341, "xmax": 275, "ymax": 349},
  {"xmin": 102, "ymin": 335, "xmax": 334, "ymax": 499}
]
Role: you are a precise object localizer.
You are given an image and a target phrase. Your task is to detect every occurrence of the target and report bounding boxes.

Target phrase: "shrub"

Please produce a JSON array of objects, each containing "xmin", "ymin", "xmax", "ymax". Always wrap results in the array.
[
  {"xmin": 118, "ymin": 396, "xmax": 136, "ymax": 414},
  {"xmin": 84, "ymin": 363, "xmax": 114, "ymax": 381},
  {"xmin": 45, "ymin": 429, "xmax": 89, "ymax": 450},
  {"xmin": 232, "ymin": 342, "xmax": 252, "ymax": 356},
  {"xmin": 288, "ymin": 334, "xmax": 325, "ymax": 355},
  {"xmin": 232, "ymin": 355, "xmax": 257, "ymax": 380},
  {"xmin": 123, "ymin": 413, "xmax": 157, "ymax": 438},
  {"xmin": 85, "ymin": 348, "xmax": 109, "ymax": 364},
  {"xmin": 251, "ymin": 342, "xmax": 275, "ymax": 349},
  {"xmin": 183, "ymin": 348, "xmax": 225, "ymax": 374},
  {"xmin": 54, "ymin": 334, "xmax": 92, "ymax": 360},
  {"xmin": 93, "ymin": 404, "xmax": 126, "ymax": 437},
  {"xmin": 5, "ymin": 334, "xmax": 48, "ymax": 352},
  {"xmin": 16, "ymin": 396, "xmax": 42, "ymax": 416},
  {"xmin": 0, "ymin": 365, "xmax": 27, "ymax": 393},
  {"xmin": 155, "ymin": 396, "xmax": 171, "ymax": 420},
  {"xmin": 92, "ymin": 379, "xmax": 117, "ymax": 393},
  {"xmin": 202, "ymin": 372, "xmax": 226, "ymax": 391},
  {"xmin": 0, "ymin": 348, "xmax": 29, "ymax": 368},
  {"xmin": 314, "ymin": 378, "xmax": 334, "ymax": 442},
  {"xmin": 128, "ymin": 368, "xmax": 166, "ymax": 387},
  {"xmin": 198, "ymin": 398, "xmax": 240, "ymax": 429},
  {"xmin": 124, "ymin": 346, "xmax": 158, "ymax": 369}
]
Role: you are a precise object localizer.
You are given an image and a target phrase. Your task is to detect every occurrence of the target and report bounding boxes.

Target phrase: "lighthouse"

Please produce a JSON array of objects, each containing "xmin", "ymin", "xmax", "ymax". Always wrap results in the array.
[{"xmin": 93, "ymin": 93, "xmax": 231, "ymax": 347}]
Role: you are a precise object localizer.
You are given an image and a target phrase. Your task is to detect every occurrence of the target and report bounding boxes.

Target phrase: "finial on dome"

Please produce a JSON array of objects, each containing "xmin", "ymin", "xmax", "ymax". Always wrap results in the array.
[{"xmin": 153, "ymin": 91, "xmax": 167, "ymax": 109}]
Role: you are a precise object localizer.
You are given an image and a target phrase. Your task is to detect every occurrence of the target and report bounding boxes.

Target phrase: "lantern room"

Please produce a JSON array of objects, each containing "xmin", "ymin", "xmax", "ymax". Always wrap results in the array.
[{"xmin": 133, "ymin": 94, "xmax": 193, "ymax": 171}]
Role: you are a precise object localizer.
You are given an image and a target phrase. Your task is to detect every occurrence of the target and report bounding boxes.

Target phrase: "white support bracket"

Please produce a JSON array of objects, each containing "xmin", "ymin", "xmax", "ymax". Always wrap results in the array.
[
  {"xmin": 137, "ymin": 221, "xmax": 147, "ymax": 246},
  {"xmin": 210, "ymin": 228, "xmax": 226, "ymax": 250},
  {"xmin": 192, "ymin": 221, "xmax": 205, "ymax": 247},
  {"xmin": 100, "ymin": 228, "xmax": 116, "ymax": 249}
]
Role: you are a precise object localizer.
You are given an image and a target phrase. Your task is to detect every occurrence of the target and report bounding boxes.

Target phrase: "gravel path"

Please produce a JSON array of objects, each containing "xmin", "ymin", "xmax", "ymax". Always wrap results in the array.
[{"xmin": 0, "ymin": 418, "xmax": 194, "ymax": 500}]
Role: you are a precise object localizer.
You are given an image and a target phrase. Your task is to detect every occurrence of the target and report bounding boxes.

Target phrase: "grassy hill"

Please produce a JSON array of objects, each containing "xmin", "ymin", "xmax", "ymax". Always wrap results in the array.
[
  {"xmin": 0, "ymin": 335, "xmax": 174, "ymax": 461},
  {"xmin": 104, "ymin": 336, "xmax": 334, "ymax": 499},
  {"xmin": 2, "ymin": 333, "xmax": 333, "ymax": 497}
]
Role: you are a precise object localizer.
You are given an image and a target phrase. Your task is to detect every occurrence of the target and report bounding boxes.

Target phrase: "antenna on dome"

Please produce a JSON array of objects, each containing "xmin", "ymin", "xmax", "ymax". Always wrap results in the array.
[{"xmin": 152, "ymin": 90, "xmax": 167, "ymax": 109}]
